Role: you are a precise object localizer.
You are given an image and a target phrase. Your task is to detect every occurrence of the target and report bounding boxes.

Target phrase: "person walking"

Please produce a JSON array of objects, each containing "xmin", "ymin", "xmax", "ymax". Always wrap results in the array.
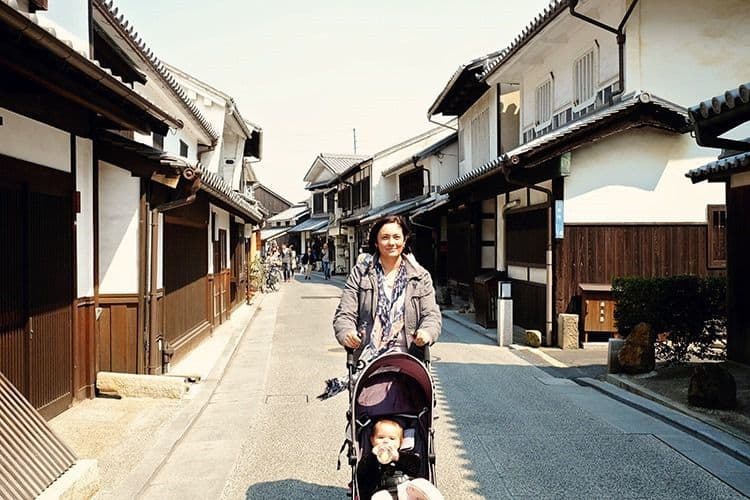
[
  {"xmin": 281, "ymin": 244, "xmax": 292, "ymax": 282},
  {"xmin": 290, "ymin": 244, "xmax": 297, "ymax": 278},
  {"xmin": 332, "ymin": 214, "xmax": 441, "ymax": 365},
  {"xmin": 321, "ymin": 243, "xmax": 331, "ymax": 280},
  {"xmin": 301, "ymin": 248, "xmax": 314, "ymax": 280}
]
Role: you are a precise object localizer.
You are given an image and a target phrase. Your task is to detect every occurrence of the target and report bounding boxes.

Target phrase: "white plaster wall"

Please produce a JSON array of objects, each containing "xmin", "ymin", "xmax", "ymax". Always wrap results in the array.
[
  {"xmin": 164, "ymin": 132, "xmax": 199, "ymax": 163},
  {"xmin": 76, "ymin": 137, "xmax": 94, "ymax": 297},
  {"xmin": 458, "ymin": 87, "xmax": 498, "ymax": 175},
  {"xmin": 424, "ymin": 141, "xmax": 459, "ymax": 190},
  {"xmin": 486, "ymin": 0, "xmax": 621, "ymax": 135},
  {"xmin": 208, "ymin": 205, "xmax": 230, "ymax": 274},
  {"xmin": 99, "ymin": 161, "xmax": 140, "ymax": 294},
  {"xmin": 564, "ymin": 128, "xmax": 724, "ymax": 223},
  {"xmin": 626, "ymin": 0, "xmax": 750, "ymax": 108},
  {"xmin": 371, "ymin": 128, "xmax": 453, "ymax": 207},
  {"xmin": 0, "ymin": 108, "xmax": 70, "ymax": 171}
]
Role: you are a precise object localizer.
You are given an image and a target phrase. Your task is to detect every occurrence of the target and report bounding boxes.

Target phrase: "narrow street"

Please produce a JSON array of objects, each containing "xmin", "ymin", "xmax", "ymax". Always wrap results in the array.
[{"xmin": 113, "ymin": 275, "xmax": 750, "ymax": 499}]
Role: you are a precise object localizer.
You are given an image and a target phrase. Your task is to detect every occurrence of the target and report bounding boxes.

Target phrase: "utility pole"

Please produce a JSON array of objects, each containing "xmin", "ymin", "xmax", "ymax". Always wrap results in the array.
[{"xmin": 353, "ymin": 128, "xmax": 357, "ymax": 154}]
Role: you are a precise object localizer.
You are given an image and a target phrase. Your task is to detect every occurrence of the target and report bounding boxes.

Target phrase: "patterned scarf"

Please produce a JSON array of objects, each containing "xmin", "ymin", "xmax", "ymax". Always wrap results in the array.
[{"xmin": 373, "ymin": 258, "xmax": 408, "ymax": 350}]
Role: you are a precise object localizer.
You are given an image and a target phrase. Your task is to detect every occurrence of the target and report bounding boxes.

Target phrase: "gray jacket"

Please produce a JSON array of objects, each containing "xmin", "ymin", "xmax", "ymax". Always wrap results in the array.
[{"xmin": 333, "ymin": 254, "xmax": 441, "ymax": 362}]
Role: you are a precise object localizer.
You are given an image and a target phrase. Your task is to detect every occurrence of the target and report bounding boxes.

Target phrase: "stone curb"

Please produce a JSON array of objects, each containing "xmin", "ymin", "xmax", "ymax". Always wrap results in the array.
[
  {"xmin": 38, "ymin": 459, "xmax": 99, "ymax": 500},
  {"xmin": 113, "ymin": 294, "xmax": 267, "ymax": 499},
  {"xmin": 579, "ymin": 377, "xmax": 750, "ymax": 466}
]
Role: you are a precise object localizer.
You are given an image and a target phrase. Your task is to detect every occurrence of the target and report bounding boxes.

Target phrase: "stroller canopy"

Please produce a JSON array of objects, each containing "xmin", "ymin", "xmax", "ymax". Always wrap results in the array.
[{"xmin": 353, "ymin": 352, "xmax": 433, "ymax": 418}]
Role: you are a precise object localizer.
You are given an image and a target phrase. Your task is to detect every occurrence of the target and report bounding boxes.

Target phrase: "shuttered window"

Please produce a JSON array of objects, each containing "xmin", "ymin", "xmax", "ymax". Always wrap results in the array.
[
  {"xmin": 574, "ymin": 49, "xmax": 596, "ymax": 107},
  {"xmin": 707, "ymin": 204, "xmax": 727, "ymax": 269},
  {"xmin": 326, "ymin": 190, "xmax": 335, "ymax": 214},
  {"xmin": 458, "ymin": 128, "xmax": 466, "ymax": 162},
  {"xmin": 470, "ymin": 108, "xmax": 490, "ymax": 167},
  {"xmin": 399, "ymin": 168, "xmax": 424, "ymax": 201},
  {"xmin": 535, "ymin": 80, "xmax": 552, "ymax": 126}
]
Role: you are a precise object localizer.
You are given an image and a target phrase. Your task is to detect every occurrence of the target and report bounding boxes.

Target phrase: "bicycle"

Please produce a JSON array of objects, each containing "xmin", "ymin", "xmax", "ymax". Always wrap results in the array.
[{"xmin": 264, "ymin": 262, "xmax": 283, "ymax": 292}]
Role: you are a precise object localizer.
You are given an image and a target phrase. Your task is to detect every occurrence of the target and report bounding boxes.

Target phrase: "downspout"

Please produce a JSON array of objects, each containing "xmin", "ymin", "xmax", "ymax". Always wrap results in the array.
[
  {"xmin": 145, "ymin": 167, "xmax": 200, "ymax": 374},
  {"xmin": 501, "ymin": 158, "xmax": 554, "ymax": 346},
  {"xmin": 569, "ymin": 0, "xmax": 640, "ymax": 98}
]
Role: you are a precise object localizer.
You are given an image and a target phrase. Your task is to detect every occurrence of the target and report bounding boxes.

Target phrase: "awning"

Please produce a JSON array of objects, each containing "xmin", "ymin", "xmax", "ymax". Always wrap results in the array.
[
  {"xmin": 288, "ymin": 217, "xmax": 329, "ymax": 233},
  {"xmin": 360, "ymin": 195, "xmax": 433, "ymax": 224},
  {"xmin": 312, "ymin": 222, "xmax": 330, "ymax": 235},
  {"xmin": 410, "ymin": 194, "xmax": 450, "ymax": 218},
  {"xmin": 259, "ymin": 227, "xmax": 290, "ymax": 242}
]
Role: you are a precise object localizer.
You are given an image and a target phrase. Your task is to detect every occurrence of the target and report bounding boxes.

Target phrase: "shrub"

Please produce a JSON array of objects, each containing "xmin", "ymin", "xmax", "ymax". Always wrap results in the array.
[{"xmin": 612, "ymin": 275, "xmax": 726, "ymax": 364}]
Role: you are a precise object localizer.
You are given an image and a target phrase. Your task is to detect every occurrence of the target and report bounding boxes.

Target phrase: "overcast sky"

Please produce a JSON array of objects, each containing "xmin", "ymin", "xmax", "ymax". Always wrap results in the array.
[{"xmin": 112, "ymin": 0, "xmax": 551, "ymax": 203}]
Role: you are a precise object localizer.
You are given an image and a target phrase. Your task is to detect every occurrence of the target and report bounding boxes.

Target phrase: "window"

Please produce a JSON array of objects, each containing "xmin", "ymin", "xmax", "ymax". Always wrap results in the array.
[
  {"xmin": 340, "ymin": 185, "xmax": 351, "ymax": 212},
  {"xmin": 470, "ymin": 108, "xmax": 490, "ymax": 167},
  {"xmin": 574, "ymin": 49, "xmax": 596, "ymax": 108},
  {"xmin": 313, "ymin": 192, "xmax": 324, "ymax": 214},
  {"xmin": 326, "ymin": 190, "xmax": 335, "ymax": 214},
  {"xmin": 458, "ymin": 128, "xmax": 466, "ymax": 162},
  {"xmin": 361, "ymin": 174, "xmax": 370, "ymax": 206},
  {"xmin": 153, "ymin": 133, "xmax": 165, "ymax": 151},
  {"xmin": 707, "ymin": 205, "xmax": 727, "ymax": 269},
  {"xmin": 399, "ymin": 168, "xmax": 424, "ymax": 201},
  {"xmin": 179, "ymin": 140, "xmax": 189, "ymax": 157},
  {"xmin": 535, "ymin": 80, "xmax": 553, "ymax": 127}
]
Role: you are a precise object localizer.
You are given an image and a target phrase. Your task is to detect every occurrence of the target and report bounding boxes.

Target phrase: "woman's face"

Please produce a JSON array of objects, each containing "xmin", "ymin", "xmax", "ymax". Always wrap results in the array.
[{"xmin": 376, "ymin": 222, "xmax": 405, "ymax": 259}]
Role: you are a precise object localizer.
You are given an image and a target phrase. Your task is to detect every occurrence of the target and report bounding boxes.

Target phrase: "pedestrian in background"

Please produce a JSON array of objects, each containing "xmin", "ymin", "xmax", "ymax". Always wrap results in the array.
[
  {"xmin": 321, "ymin": 243, "xmax": 331, "ymax": 280},
  {"xmin": 301, "ymin": 248, "xmax": 314, "ymax": 280},
  {"xmin": 281, "ymin": 244, "xmax": 292, "ymax": 282},
  {"xmin": 290, "ymin": 244, "xmax": 297, "ymax": 278}
]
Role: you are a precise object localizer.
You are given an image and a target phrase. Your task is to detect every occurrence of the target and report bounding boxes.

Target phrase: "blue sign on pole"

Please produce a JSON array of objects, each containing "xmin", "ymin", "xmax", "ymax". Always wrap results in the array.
[{"xmin": 555, "ymin": 200, "xmax": 564, "ymax": 239}]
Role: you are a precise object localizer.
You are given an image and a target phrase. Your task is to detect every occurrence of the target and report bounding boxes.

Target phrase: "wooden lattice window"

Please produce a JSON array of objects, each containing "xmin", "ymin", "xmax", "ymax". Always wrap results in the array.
[
  {"xmin": 573, "ymin": 49, "xmax": 596, "ymax": 108},
  {"xmin": 535, "ymin": 80, "xmax": 552, "ymax": 127},
  {"xmin": 707, "ymin": 204, "xmax": 727, "ymax": 269}
]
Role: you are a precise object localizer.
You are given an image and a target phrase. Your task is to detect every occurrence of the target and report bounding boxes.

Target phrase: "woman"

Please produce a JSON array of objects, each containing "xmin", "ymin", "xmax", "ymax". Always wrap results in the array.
[{"xmin": 333, "ymin": 215, "xmax": 441, "ymax": 364}]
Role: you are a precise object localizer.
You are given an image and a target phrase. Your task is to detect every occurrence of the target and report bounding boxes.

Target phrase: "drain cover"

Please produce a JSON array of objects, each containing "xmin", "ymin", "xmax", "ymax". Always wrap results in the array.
[{"xmin": 264, "ymin": 394, "xmax": 309, "ymax": 404}]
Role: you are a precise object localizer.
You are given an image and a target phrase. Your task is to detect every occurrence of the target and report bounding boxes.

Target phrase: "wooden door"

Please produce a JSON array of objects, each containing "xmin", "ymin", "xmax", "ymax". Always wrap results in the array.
[
  {"xmin": 27, "ymin": 190, "xmax": 73, "ymax": 417},
  {"xmin": 0, "ymin": 179, "xmax": 72, "ymax": 419}
]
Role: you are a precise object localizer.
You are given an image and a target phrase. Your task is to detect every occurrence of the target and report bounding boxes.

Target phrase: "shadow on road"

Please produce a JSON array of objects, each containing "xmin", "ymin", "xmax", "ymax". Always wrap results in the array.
[{"xmin": 245, "ymin": 479, "xmax": 347, "ymax": 499}]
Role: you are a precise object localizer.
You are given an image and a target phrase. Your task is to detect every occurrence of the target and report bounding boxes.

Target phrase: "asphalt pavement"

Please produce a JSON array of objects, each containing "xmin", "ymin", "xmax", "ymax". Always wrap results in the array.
[{"xmin": 78, "ymin": 273, "xmax": 750, "ymax": 499}]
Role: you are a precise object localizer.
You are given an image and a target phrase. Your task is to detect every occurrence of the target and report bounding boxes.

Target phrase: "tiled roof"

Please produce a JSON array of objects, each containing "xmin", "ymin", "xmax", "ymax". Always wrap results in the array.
[
  {"xmin": 478, "ymin": 0, "xmax": 570, "ymax": 81},
  {"xmin": 319, "ymin": 153, "xmax": 368, "ymax": 175},
  {"xmin": 686, "ymin": 151, "xmax": 750, "ymax": 183},
  {"xmin": 428, "ymin": 55, "xmax": 497, "ymax": 117},
  {"xmin": 96, "ymin": 0, "xmax": 220, "ymax": 144},
  {"xmin": 0, "ymin": 0, "xmax": 181, "ymax": 131},
  {"xmin": 360, "ymin": 194, "xmax": 434, "ymax": 224},
  {"xmin": 689, "ymin": 83, "xmax": 750, "ymax": 123},
  {"xmin": 160, "ymin": 153, "xmax": 263, "ymax": 222},
  {"xmin": 441, "ymin": 92, "xmax": 689, "ymax": 194}
]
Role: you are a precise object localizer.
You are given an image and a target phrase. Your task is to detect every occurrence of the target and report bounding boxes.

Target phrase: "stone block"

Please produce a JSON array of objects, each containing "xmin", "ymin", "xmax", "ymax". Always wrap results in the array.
[
  {"xmin": 617, "ymin": 322, "xmax": 655, "ymax": 374},
  {"xmin": 607, "ymin": 338, "xmax": 625, "ymax": 373},
  {"xmin": 96, "ymin": 371, "xmax": 188, "ymax": 399},
  {"xmin": 557, "ymin": 314, "xmax": 579, "ymax": 350},
  {"xmin": 525, "ymin": 330, "xmax": 542, "ymax": 348}
]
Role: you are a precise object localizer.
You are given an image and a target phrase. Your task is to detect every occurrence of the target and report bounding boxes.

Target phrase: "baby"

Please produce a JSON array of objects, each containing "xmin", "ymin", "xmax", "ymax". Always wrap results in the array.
[{"xmin": 369, "ymin": 419, "xmax": 444, "ymax": 500}]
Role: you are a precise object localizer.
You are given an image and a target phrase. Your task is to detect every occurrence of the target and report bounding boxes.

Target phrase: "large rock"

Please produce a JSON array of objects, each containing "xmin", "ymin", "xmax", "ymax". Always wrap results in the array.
[
  {"xmin": 688, "ymin": 364, "xmax": 737, "ymax": 409},
  {"xmin": 617, "ymin": 323, "xmax": 655, "ymax": 374},
  {"xmin": 96, "ymin": 371, "xmax": 188, "ymax": 399},
  {"xmin": 557, "ymin": 314, "xmax": 579, "ymax": 350}
]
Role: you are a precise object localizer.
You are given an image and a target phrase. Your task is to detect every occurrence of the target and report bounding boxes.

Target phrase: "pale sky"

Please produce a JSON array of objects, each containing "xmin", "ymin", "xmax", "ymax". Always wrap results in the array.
[{"xmin": 112, "ymin": 0, "xmax": 552, "ymax": 203}]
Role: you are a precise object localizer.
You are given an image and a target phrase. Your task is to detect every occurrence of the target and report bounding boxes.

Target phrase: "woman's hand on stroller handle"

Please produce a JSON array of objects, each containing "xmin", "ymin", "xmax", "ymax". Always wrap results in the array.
[
  {"xmin": 342, "ymin": 330, "xmax": 362, "ymax": 349},
  {"xmin": 412, "ymin": 329, "xmax": 431, "ymax": 347}
]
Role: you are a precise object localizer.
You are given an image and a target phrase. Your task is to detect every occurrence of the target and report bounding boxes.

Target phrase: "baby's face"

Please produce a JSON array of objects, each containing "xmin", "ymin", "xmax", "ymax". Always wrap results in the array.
[{"xmin": 371, "ymin": 422, "xmax": 402, "ymax": 449}]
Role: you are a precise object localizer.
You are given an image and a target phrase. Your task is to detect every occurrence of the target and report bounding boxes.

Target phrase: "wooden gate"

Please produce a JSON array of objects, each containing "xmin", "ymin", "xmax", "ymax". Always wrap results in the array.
[{"xmin": 0, "ymin": 169, "xmax": 73, "ymax": 419}]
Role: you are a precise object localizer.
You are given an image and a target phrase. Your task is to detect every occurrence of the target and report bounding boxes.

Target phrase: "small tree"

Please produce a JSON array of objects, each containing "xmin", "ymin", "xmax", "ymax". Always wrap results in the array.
[{"xmin": 612, "ymin": 275, "xmax": 726, "ymax": 364}]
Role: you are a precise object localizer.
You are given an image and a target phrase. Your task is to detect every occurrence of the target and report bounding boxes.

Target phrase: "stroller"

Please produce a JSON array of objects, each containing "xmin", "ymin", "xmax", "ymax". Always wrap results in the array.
[{"xmin": 342, "ymin": 346, "xmax": 436, "ymax": 500}]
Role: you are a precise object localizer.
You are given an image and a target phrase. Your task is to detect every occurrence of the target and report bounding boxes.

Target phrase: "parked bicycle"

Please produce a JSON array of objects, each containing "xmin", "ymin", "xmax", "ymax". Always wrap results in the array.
[{"xmin": 248, "ymin": 257, "xmax": 283, "ymax": 293}]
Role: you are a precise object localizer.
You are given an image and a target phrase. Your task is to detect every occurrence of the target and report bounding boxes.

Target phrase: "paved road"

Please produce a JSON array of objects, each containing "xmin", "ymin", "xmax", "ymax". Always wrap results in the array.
[{"xmin": 137, "ymin": 275, "xmax": 750, "ymax": 499}]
